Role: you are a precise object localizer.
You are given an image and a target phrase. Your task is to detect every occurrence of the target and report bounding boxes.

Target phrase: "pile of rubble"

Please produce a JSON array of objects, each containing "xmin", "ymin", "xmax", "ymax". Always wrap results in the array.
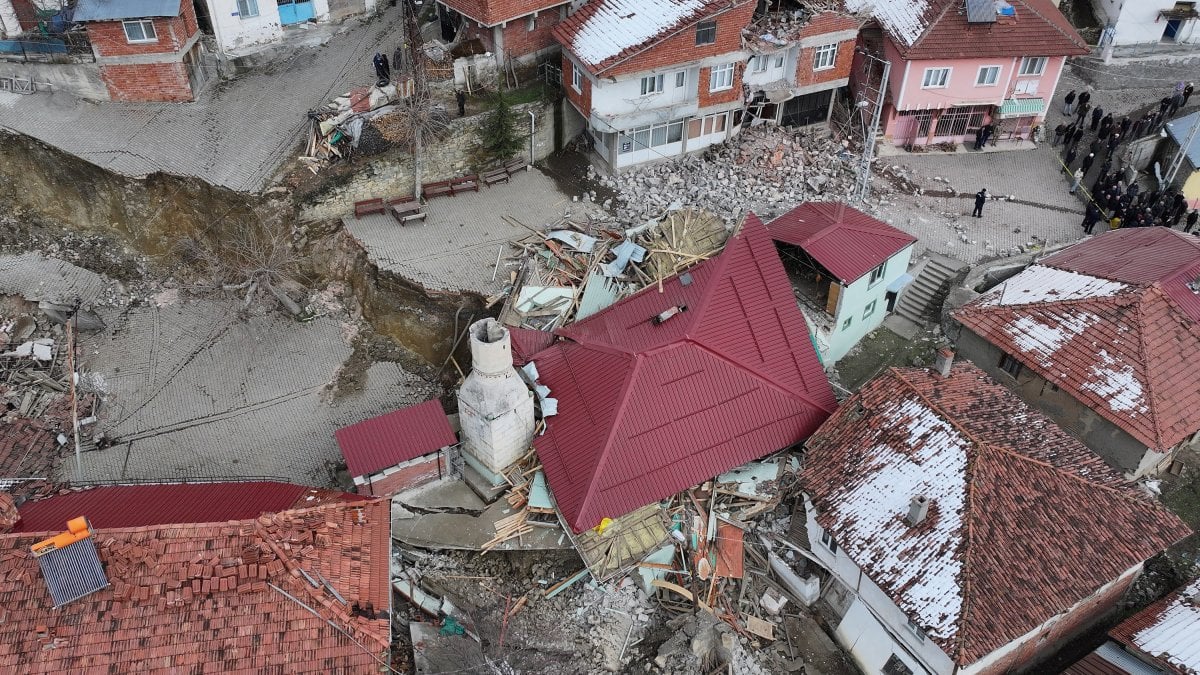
[
  {"xmin": 595, "ymin": 125, "xmax": 859, "ymax": 225},
  {"xmin": 300, "ymin": 82, "xmax": 409, "ymax": 173}
]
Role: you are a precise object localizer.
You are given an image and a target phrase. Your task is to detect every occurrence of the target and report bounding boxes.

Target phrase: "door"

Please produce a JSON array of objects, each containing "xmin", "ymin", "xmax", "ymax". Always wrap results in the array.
[
  {"xmin": 276, "ymin": 0, "xmax": 314, "ymax": 25},
  {"xmin": 1164, "ymin": 19, "xmax": 1183, "ymax": 41},
  {"xmin": 781, "ymin": 89, "xmax": 832, "ymax": 127}
]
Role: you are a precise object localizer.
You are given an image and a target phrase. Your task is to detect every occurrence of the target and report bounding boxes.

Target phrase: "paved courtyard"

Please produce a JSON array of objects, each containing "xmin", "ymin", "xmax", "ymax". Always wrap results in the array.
[{"xmin": 0, "ymin": 7, "xmax": 405, "ymax": 193}]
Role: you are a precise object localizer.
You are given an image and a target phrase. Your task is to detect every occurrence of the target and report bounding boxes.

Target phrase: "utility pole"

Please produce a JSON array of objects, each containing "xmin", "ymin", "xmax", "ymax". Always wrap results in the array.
[
  {"xmin": 854, "ymin": 48, "xmax": 891, "ymax": 204},
  {"xmin": 399, "ymin": 0, "xmax": 430, "ymax": 201}
]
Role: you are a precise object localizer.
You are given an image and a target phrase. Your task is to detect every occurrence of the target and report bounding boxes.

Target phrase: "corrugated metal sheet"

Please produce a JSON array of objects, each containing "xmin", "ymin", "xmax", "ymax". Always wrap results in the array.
[
  {"xmin": 73, "ymin": 0, "xmax": 181, "ymax": 21},
  {"xmin": 1043, "ymin": 228, "xmax": 1200, "ymax": 321},
  {"xmin": 532, "ymin": 215, "xmax": 836, "ymax": 532},
  {"xmin": 998, "ymin": 97, "xmax": 1045, "ymax": 118},
  {"xmin": 767, "ymin": 202, "xmax": 916, "ymax": 284},
  {"xmin": 335, "ymin": 399, "xmax": 456, "ymax": 479},
  {"xmin": 1165, "ymin": 111, "xmax": 1200, "ymax": 170},
  {"xmin": 14, "ymin": 482, "xmax": 361, "ymax": 532}
]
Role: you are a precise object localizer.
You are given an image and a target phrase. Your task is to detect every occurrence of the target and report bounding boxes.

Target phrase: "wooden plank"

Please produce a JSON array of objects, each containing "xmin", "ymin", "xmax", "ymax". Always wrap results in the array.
[
  {"xmin": 651, "ymin": 579, "xmax": 712, "ymax": 613},
  {"xmin": 745, "ymin": 615, "xmax": 775, "ymax": 641}
]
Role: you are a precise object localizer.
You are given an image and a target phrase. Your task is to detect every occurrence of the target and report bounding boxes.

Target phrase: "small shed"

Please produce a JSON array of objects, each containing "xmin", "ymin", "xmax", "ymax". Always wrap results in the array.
[{"xmin": 335, "ymin": 399, "xmax": 458, "ymax": 497}]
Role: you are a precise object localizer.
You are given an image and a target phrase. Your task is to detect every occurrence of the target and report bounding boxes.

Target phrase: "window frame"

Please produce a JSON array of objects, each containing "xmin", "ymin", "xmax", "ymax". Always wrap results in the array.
[
  {"xmin": 868, "ymin": 262, "xmax": 886, "ymax": 286},
  {"xmin": 639, "ymin": 73, "xmax": 665, "ymax": 96},
  {"xmin": 236, "ymin": 0, "xmax": 260, "ymax": 18},
  {"xmin": 921, "ymin": 67, "xmax": 950, "ymax": 89},
  {"xmin": 695, "ymin": 20, "xmax": 716, "ymax": 45},
  {"xmin": 675, "ymin": 70, "xmax": 685, "ymax": 88},
  {"xmin": 813, "ymin": 43, "xmax": 838, "ymax": 71},
  {"xmin": 526, "ymin": 15, "xmax": 536, "ymax": 31},
  {"xmin": 975, "ymin": 65, "xmax": 1001, "ymax": 87},
  {"xmin": 863, "ymin": 299, "xmax": 878, "ymax": 319},
  {"xmin": 571, "ymin": 65, "xmax": 582, "ymax": 94},
  {"xmin": 617, "ymin": 119, "xmax": 686, "ymax": 154},
  {"xmin": 709, "ymin": 63, "xmax": 735, "ymax": 92},
  {"xmin": 1019, "ymin": 56, "xmax": 1047, "ymax": 76},
  {"xmin": 999, "ymin": 353, "xmax": 1024, "ymax": 378},
  {"xmin": 841, "ymin": 317, "xmax": 852, "ymax": 331},
  {"xmin": 906, "ymin": 618, "xmax": 926, "ymax": 643},
  {"xmin": 751, "ymin": 55, "xmax": 768, "ymax": 73},
  {"xmin": 820, "ymin": 530, "xmax": 838, "ymax": 554},
  {"xmin": 775, "ymin": 54, "xmax": 784, "ymax": 68},
  {"xmin": 122, "ymin": 19, "xmax": 157, "ymax": 43}
]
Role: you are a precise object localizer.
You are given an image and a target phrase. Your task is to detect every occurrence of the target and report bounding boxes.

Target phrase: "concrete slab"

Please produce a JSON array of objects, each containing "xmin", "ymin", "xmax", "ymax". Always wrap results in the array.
[
  {"xmin": 882, "ymin": 313, "xmax": 923, "ymax": 340},
  {"xmin": 394, "ymin": 478, "xmax": 487, "ymax": 512},
  {"xmin": 391, "ymin": 497, "xmax": 572, "ymax": 551}
]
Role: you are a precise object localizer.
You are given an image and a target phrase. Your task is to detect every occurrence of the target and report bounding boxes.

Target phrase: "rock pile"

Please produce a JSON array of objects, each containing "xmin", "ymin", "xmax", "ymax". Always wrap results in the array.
[{"xmin": 593, "ymin": 125, "xmax": 860, "ymax": 225}]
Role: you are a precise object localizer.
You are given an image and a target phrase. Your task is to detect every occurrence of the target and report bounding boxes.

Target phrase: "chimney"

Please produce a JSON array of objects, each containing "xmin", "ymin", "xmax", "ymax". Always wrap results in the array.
[
  {"xmin": 934, "ymin": 348, "xmax": 954, "ymax": 378},
  {"xmin": 457, "ymin": 319, "xmax": 535, "ymax": 480},
  {"xmin": 0, "ymin": 492, "xmax": 19, "ymax": 533},
  {"xmin": 907, "ymin": 495, "xmax": 930, "ymax": 526}
]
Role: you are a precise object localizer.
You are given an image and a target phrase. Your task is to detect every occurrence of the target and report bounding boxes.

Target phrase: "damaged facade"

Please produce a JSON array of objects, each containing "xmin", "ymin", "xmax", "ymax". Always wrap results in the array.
[
  {"xmin": 801, "ymin": 362, "xmax": 1190, "ymax": 675},
  {"xmin": 435, "ymin": 0, "xmax": 568, "ymax": 65}
]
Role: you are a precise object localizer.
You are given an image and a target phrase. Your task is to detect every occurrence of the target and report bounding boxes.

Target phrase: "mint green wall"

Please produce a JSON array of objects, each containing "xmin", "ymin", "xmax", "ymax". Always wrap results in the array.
[{"xmin": 824, "ymin": 244, "xmax": 914, "ymax": 364}]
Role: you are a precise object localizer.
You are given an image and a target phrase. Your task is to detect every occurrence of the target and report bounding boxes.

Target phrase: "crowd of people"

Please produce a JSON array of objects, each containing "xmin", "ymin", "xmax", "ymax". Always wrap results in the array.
[{"xmin": 1051, "ymin": 83, "xmax": 1199, "ymax": 236}]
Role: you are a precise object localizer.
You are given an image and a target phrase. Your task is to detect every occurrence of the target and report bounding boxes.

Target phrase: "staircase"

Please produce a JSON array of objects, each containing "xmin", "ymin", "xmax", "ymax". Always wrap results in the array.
[{"xmin": 893, "ymin": 255, "xmax": 967, "ymax": 325}]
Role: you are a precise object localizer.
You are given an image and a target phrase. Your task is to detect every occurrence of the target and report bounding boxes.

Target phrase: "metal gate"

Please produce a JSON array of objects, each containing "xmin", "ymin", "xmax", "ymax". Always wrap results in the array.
[{"xmin": 276, "ymin": 0, "xmax": 314, "ymax": 25}]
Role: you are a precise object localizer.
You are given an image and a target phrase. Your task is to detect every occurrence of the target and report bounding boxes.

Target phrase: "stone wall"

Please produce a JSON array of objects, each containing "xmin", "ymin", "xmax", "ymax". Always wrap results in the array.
[
  {"xmin": 298, "ymin": 98, "xmax": 560, "ymax": 222},
  {"xmin": 0, "ymin": 60, "xmax": 109, "ymax": 100}
]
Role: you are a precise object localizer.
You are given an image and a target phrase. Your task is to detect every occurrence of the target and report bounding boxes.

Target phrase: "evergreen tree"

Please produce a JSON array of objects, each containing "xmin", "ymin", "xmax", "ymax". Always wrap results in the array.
[{"xmin": 476, "ymin": 93, "xmax": 523, "ymax": 164}]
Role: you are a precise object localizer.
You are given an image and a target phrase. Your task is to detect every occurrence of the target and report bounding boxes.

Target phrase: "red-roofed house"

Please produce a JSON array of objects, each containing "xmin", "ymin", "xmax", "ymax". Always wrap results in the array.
[
  {"xmin": 848, "ymin": 0, "xmax": 1088, "ymax": 148},
  {"xmin": 0, "ymin": 498, "xmax": 391, "ymax": 672},
  {"xmin": 436, "ymin": 0, "xmax": 569, "ymax": 65},
  {"xmin": 768, "ymin": 201, "xmax": 916, "ymax": 363},
  {"xmin": 1067, "ymin": 577, "xmax": 1200, "ymax": 675},
  {"xmin": 335, "ymin": 399, "xmax": 458, "ymax": 496},
  {"xmin": 952, "ymin": 228, "xmax": 1200, "ymax": 478},
  {"xmin": 525, "ymin": 214, "xmax": 837, "ymax": 532},
  {"xmin": 554, "ymin": 0, "xmax": 757, "ymax": 170},
  {"xmin": 801, "ymin": 362, "xmax": 1190, "ymax": 675}
]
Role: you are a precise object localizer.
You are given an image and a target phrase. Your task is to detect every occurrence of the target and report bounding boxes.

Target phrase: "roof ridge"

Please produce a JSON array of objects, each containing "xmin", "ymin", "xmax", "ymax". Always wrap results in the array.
[
  {"xmin": 688, "ymin": 337, "xmax": 835, "ymax": 412},
  {"xmin": 687, "ymin": 212, "xmax": 751, "ymax": 333},
  {"xmin": 1132, "ymin": 287, "xmax": 1169, "ymax": 449},
  {"xmin": 1014, "ymin": 0, "xmax": 1089, "ymax": 50},
  {"xmin": 982, "ymin": 439, "xmax": 1164, "ymax": 508},
  {"xmin": 955, "ymin": 281, "xmax": 1143, "ymax": 315},
  {"xmin": 905, "ymin": 0, "xmax": 956, "ymax": 53},
  {"xmin": 574, "ymin": 352, "xmax": 646, "ymax": 529}
]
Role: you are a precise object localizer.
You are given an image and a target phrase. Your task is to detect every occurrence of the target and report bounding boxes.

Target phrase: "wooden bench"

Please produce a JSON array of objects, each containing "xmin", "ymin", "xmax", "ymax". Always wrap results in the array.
[
  {"xmin": 423, "ymin": 180, "xmax": 454, "ymax": 199},
  {"xmin": 504, "ymin": 159, "xmax": 526, "ymax": 175},
  {"xmin": 353, "ymin": 198, "xmax": 386, "ymax": 219},
  {"xmin": 450, "ymin": 174, "xmax": 479, "ymax": 194},
  {"xmin": 386, "ymin": 197, "xmax": 425, "ymax": 224},
  {"xmin": 482, "ymin": 167, "xmax": 509, "ymax": 186}
]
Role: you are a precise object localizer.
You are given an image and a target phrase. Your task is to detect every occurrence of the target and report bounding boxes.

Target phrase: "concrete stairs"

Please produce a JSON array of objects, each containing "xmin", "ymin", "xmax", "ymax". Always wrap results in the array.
[{"xmin": 893, "ymin": 255, "xmax": 967, "ymax": 326}]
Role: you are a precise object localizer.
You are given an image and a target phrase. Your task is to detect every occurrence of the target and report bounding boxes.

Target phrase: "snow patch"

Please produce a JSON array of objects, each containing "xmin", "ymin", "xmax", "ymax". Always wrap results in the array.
[
  {"xmin": 978, "ymin": 266, "xmax": 1128, "ymax": 307},
  {"xmin": 1130, "ymin": 579, "xmax": 1200, "ymax": 673},
  {"xmin": 1081, "ymin": 349, "xmax": 1148, "ymax": 415},
  {"xmin": 844, "ymin": 0, "xmax": 932, "ymax": 47},
  {"xmin": 570, "ymin": 0, "xmax": 707, "ymax": 67},
  {"xmin": 828, "ymin": 397, "xmax": 967, "ymax": 640},
  {"xmin": 1004, "ymin": 312, "xmax": 1098, "ymax": 365}
]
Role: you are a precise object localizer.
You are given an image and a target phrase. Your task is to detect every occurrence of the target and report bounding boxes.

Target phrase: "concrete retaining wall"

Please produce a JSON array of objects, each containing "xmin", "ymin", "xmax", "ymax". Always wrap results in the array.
[
  {"xmin": 298, "ymin": 98, "xmax": 560, "ymax": 221},
  {"xmin": 0, "ymin": 60, "xmax": 109, "ymax": 100}
]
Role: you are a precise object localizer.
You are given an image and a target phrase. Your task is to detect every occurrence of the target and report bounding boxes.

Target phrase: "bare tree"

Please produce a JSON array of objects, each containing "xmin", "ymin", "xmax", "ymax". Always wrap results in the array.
[
  {"xmin": 179, "ymin": 220, "xmax": 310, "ymax": 316},
  {"xmin": 397, "ymin": 0, "xmax": 451, "ymax": 201}
]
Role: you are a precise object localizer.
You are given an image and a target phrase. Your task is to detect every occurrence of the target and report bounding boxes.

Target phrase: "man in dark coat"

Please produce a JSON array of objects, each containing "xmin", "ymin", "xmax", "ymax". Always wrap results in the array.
[
  {"xmin": 1073, "ymin": 126, "xmax": 1085, "ymax": 146},
  {"xmin": 1187, "ymin": 210, "xmax": 1199, "ymax": 233},
  {"xmin": 1064, "ymin": 146, "xmax": 1078, "ymax": 171},
  {"xmin": 372, "ymin": 52, "xmax": 390, "ymax": 82},
  {"xmin": 1062, "ymin": 90, "xmax": 1076, "ymax": 115},
  {"xmin": 455, "ymin": 90, "xmax": 466, "ymax": 116},
  {"xmin": 1081, "ymin": 152, "xmax": 1096, "ymax": 176},
  {"xmin": 1099, "ymin": 113, "xmax": 1114, "ymax": 137},
  {"xmin": 973, "ymin": 188, "xmax": 988, "ymax": 217},
  {"xmin": 1120, "ymin": 116, "xmax": 1132, "ymax": 136},
  {"xmin": 1090, "ymin": 106, "xmax": 1104, "ymax": 131},
  {"xmin": 1078, "ymin": 90, "xmax": 1091, "ymax": 108},
  {"xmin": 1083, "ymin": 202, "xmax": 1102, "ymax": 234},
  {"xmin": 1185, "ymin": 82, "xmax": 1195, "ymax": 106}
]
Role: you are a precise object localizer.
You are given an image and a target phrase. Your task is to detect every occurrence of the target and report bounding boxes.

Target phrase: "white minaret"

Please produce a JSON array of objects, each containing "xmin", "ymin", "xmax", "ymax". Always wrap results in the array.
[{"xmin": 457, "ymin": 318, "xmax": 535, "ymax": 475}]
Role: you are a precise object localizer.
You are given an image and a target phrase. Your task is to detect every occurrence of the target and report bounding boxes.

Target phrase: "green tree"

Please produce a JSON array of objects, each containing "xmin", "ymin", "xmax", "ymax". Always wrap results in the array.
[{"xmin": 476, "ymin": 93, "xmax": 524, "ymax": 164}]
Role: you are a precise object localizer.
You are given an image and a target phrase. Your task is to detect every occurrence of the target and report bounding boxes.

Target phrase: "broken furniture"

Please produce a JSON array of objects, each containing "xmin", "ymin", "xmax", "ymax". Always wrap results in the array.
[{"xmin": 354, "ymin": 198, "xmax": 387, "ymax": 219}]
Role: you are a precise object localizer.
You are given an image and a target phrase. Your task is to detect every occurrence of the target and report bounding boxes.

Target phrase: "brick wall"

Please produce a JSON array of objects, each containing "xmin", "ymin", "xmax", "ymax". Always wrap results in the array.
[
  {"xmin": 798, "ymin": 11, "xmax": 859, "ymax": 40},
  {"xmin": 501, "ymin": 10, "xmax": 560, "ymax": 59},
  {"xmin": 795, "ymin": 37, "xmax": 855, "ymax": 88},
  {"xmin": 460, "ymin": 20, "xmax": 495, "ymax": 52},
  {"xmin": 598, "ymin": 0, "xmax": 755, "ymax": 79},
  {"xmin": 697, "ymin": 61, "xmax": 743, "ymax": 108},
  {"xmin": 360, "ymin": 454, "xmax": 448, "ymax": 497},
  {"xmin": 101, "ymin": 61, "xmax": 194, "ymax": 101},
  {"xmin": 87, "ymin": 5, "xmax": 195, "ymax": 58},
  {"xmin": 562, "ymin": 56, "xmax": 591, "ymax": 117},
  {"xmin": 442, "ymin": 0, "xmax": 563, "ymax": 26}
]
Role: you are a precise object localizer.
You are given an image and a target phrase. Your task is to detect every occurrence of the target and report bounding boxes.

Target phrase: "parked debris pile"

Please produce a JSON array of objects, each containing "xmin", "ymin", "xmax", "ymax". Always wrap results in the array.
[
  {"xmin": 301, "ymin": 83, "xmax": 408, "ymax": 172},
  {"xmin": 596, "ymin": 125, "xmax": 858, "ymax": 224}
]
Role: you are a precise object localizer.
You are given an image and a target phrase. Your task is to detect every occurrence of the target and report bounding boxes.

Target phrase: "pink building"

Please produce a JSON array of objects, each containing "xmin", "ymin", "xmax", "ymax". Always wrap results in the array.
[{"xmin": 850, "ymin": 0, "xmax": 1089, "ymax": 148}]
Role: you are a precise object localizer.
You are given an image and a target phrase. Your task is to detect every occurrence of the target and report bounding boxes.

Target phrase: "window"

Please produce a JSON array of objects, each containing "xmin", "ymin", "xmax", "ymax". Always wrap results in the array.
[
  {"xmin": 868, "ymin": 262, "xmax": 886, "ymax": 285},
  {"xmin": 617, "ymin": 119, "xmax": 685, "ymax": 153},
  {"xmin": 1019, "ymin": 56, "xmax": 1047, "ymax": 76},
  {"xmin": 841, "ymin": 317, "xmax": 852, "ymax": 331},
  {"xmin": 526, "ymin": 15, "xmax": 536, "ymax": 31},
  {"xmin": 906, "ymin": 618, "xmax": 926, "ymax": 642},
  {"xmin": 122, "ymin": 19, "xmax": 157, "ymax": 42},
  {"xmin": 976, "ymin": 65, "xmax": 1000, "ymax": 86},
  {"xmin": 863, "ymin": 300, "xmax": 877, "ymax": 319},
  {"xmin": 709, "ymin": 63, "xmax": 734, "ymax": 91},
  {"xmin": 751, "ymin": 55, "xmax": 768, "ymax": 73},
  {"xmin": 813, "ymin": 43, "xmax": 838, "ymax": 71},
  {"xmin": 696, "ymin": 20, "xmax": 716, "ymax": 45},
  {"xmin": 688, "ymin": 112, "xmax": 727, "ymax": 139},
  {"xmin": 236, "ymin": 0, "xmax": 259, "ymax": 17},
  {"xmin": 921, "ymin": 67, "xmax": 950, "ymax": 88},
  {"xmin": 571, "ymin": 65, "xmax": 582, "ymax": 93},
  {"xmin": 820, "ymin": 530, "xmax": 838, "ymax": 554},
  {"xmin": 999, "ymin": 353, "xmax": 1023, "ymax": 378},
  {"xmin": 675, "ymin": 71, "xmax": 685, "ymax": 88},
  {"xmin": 775, "ymin": 55, "xmax": 784, "ymax": 68},
  {"xmin": 640, "ymin": 73, "xmax": 665, "ymax": 96}
]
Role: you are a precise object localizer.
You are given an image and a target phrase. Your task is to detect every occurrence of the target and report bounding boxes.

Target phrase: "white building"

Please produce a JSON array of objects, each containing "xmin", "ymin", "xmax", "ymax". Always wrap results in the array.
[
  {"xmin": 198, "ymin": 0, "xmax": 376, "ymax": 57},
  {"xmin": 799, "ymin": 362, "xmax": 1189, "ymax": 675},
  {"xmin": 1093, "ymin": 0, "xmax": 1200, "ymax": 46}
]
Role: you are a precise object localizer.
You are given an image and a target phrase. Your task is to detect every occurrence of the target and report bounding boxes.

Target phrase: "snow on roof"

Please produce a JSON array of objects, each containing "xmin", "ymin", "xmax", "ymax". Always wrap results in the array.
[
  {"xmin": 978, "ymin": 265, "xmax": 1129, "ymax": 307},
  {"xmin": 832, "ymin": 396, "xmax": 966, "ymax": 639},
  {"xmin": 1083, "ymin": 350, "xmax": 1148, "ymax": 416},
  {"xmin": 569, "ymin": 0, "xmax": 707, "ymax": 68},
  {"xmin": 1003, "ymin": 312, "xmax": 1098, "ymax": 367},
  {"xmin": 1127, "ymin": 579, "xmax": 1200, "ymax": 673},
  {"xmin": 844, "ymin": 0, "xmax": 932, "ymax": 47}
]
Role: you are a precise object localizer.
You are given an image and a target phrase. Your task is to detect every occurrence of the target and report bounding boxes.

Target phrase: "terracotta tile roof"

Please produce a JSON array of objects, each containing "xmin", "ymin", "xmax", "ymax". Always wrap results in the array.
[
  {"xmin": 439, "ymin": 0, "xmax": 568, "ymax": 27},
  {"xmin": 11, "ymin": 482, "xmax": 365, "ymax": 533},
  {"xmin": 850, "ymin": 0, "xmax": 1088, "ymax": 59},
  {"xmin": 802, "ymin": 363, "xmax": 1191, "ymax": 666},
  {"xmin": 335, "ymin": 399, "xmax": 456, "ymax": 478},
  {"xmin": 0, "ymin": 392, "xmax": 85, "ymax": 504},
  {"xmin": 0, "ymin": 499, "xmax": 391, "ymax": 673},
  {"xmin": 1110, "ymin": 577, "xmax": 1200, "ymax": 674},
  {"xmin": 954, "ymin": 254, "xmax": 1200, "ymax": 452},
  {"xmin": 1041, "ymin": 228, "xmax": 1200, "ymax": 322},
  {"xmin": 767, "ymin": 202, "xmax": 916, "ymax": 284},
  {"xmin": 552, "ymin": 0, "xmax": 746, "ymax": 74},
  {"xmin": 530, "ymin": 215, "xmax": 837, "ymax": 532}
]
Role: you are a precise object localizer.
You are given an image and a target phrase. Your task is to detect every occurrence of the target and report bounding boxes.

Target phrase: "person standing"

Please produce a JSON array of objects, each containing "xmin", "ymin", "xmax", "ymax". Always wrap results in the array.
[
  {"xmin": 1076, "ymin": 101, "xmax": 1091, "ymax": 125},
  {"xmin": 1064, "ymin": 146, "xmax": 1078, "ymax": 171},
  {"xmin": 1053, "ymin": 122, "xmax": 1066, "ymax": 146},
  {"xmin": 455, "ymin": 89, "xmax": 466, "ymax": 117},
  {"xmin": 1185, "ymin": 82, "xmax": 1195, "ymax": 106},
  {"xmin": 1187, "ymin": 209, "xmax": 1199, "ymax": 233},
  {"xmin": 1160, "ymin": 95, "xmax": 1173, "ymax": 116},
  {"xmin": 1171, "ymin": 90, "xmax": 1186, "ymax": 116},
  {"xmin": 1120, "ymin": 116, "xmax": 1132, "ymax": 136},
  {"xmin": 1089, "ymin": 138, "xmax": 1103, "ymax": 156},
  {"xmin": 1083, "ymin": 202, "xmax": 1101, "ymax": 234},
  {"xmin": 1090, "ymin": 106, "xmax": 1104, "ymax": 131},
  {"xmin": 1072, "ymin": 125, "xmax": 1085, "ymax": 146},
  {"xmin": 1063, "ymin": 90, "xmax": 1076, "ymax": 116},
  {"xmin": 1099, "ymin": 113, "xmax": 1114, "ymax": 137},
  {"xmin": 1081, "ymin": 152, "xmax": 1096, "ymax": 176},
  {"xmin": 372, "ymin": 52, "xmax": 390, "ymax": 82},
  {"xmin": 1106, "ymin": 133, "xmax": 1121, "ymax": 159},
  {"xmin": 1078, "ymin": 89, "xmax": 1091, "ymax": 109},
  {"xmin": 1070, "ymin": 167, "xmax": 1085, "ymax": 194},
  {"xmin": 973, "ymin": 188, "xmax": 988, "ymax": 217}
]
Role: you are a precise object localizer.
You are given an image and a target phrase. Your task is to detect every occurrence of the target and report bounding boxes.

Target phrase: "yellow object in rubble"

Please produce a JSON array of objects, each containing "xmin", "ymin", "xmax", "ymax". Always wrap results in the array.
[{"xmin": 596, "ymin": 517, "xmax": 613, "ymax": 535}]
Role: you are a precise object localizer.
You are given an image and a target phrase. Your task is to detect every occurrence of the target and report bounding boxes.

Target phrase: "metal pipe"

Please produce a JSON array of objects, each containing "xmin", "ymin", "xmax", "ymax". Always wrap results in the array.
[{"xmin": 529, "ymin": 110, "xmax": 536, "ymax": 165}]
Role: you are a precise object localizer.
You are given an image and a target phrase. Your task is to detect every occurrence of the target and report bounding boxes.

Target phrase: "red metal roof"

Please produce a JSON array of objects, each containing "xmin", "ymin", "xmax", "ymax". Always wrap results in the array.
[
  {"xmin": 1042, "ymin": 228, "xmax": 1200, "ymax": 322},
  {"xmin": 11, "ymin": 482, "xmax": 363, "ymax": 533},
  {"xmin": 767, "ymin": 202, "xmax": 916, "ymax": 283},
  {"xmin": 879, "ymin": 0, "xmax": 1088, "ymax": 60},
  {"xmin": 335, "ymin": 399, "xmax": 456, "ymax": 479},
  {"xmin": 530, "ymin": 214, "xmax": 837, "ymax": 532},
  {"xmin": 803, "ymin": 364, "xmax": 1190, "ymax": 666},
  {"xmin": 0, "ymin": 499, "xmax": 391, "ymax": 673},
  {"xmin": 509, "ymin": 327, "xmax": 556, "ymax": 366}
]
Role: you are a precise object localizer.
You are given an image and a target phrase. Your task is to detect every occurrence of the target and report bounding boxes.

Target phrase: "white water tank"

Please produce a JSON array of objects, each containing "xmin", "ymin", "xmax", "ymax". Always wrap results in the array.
[{"xmin": 457, "ymin": 319, "xmax": 534, "ymax": 475}]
